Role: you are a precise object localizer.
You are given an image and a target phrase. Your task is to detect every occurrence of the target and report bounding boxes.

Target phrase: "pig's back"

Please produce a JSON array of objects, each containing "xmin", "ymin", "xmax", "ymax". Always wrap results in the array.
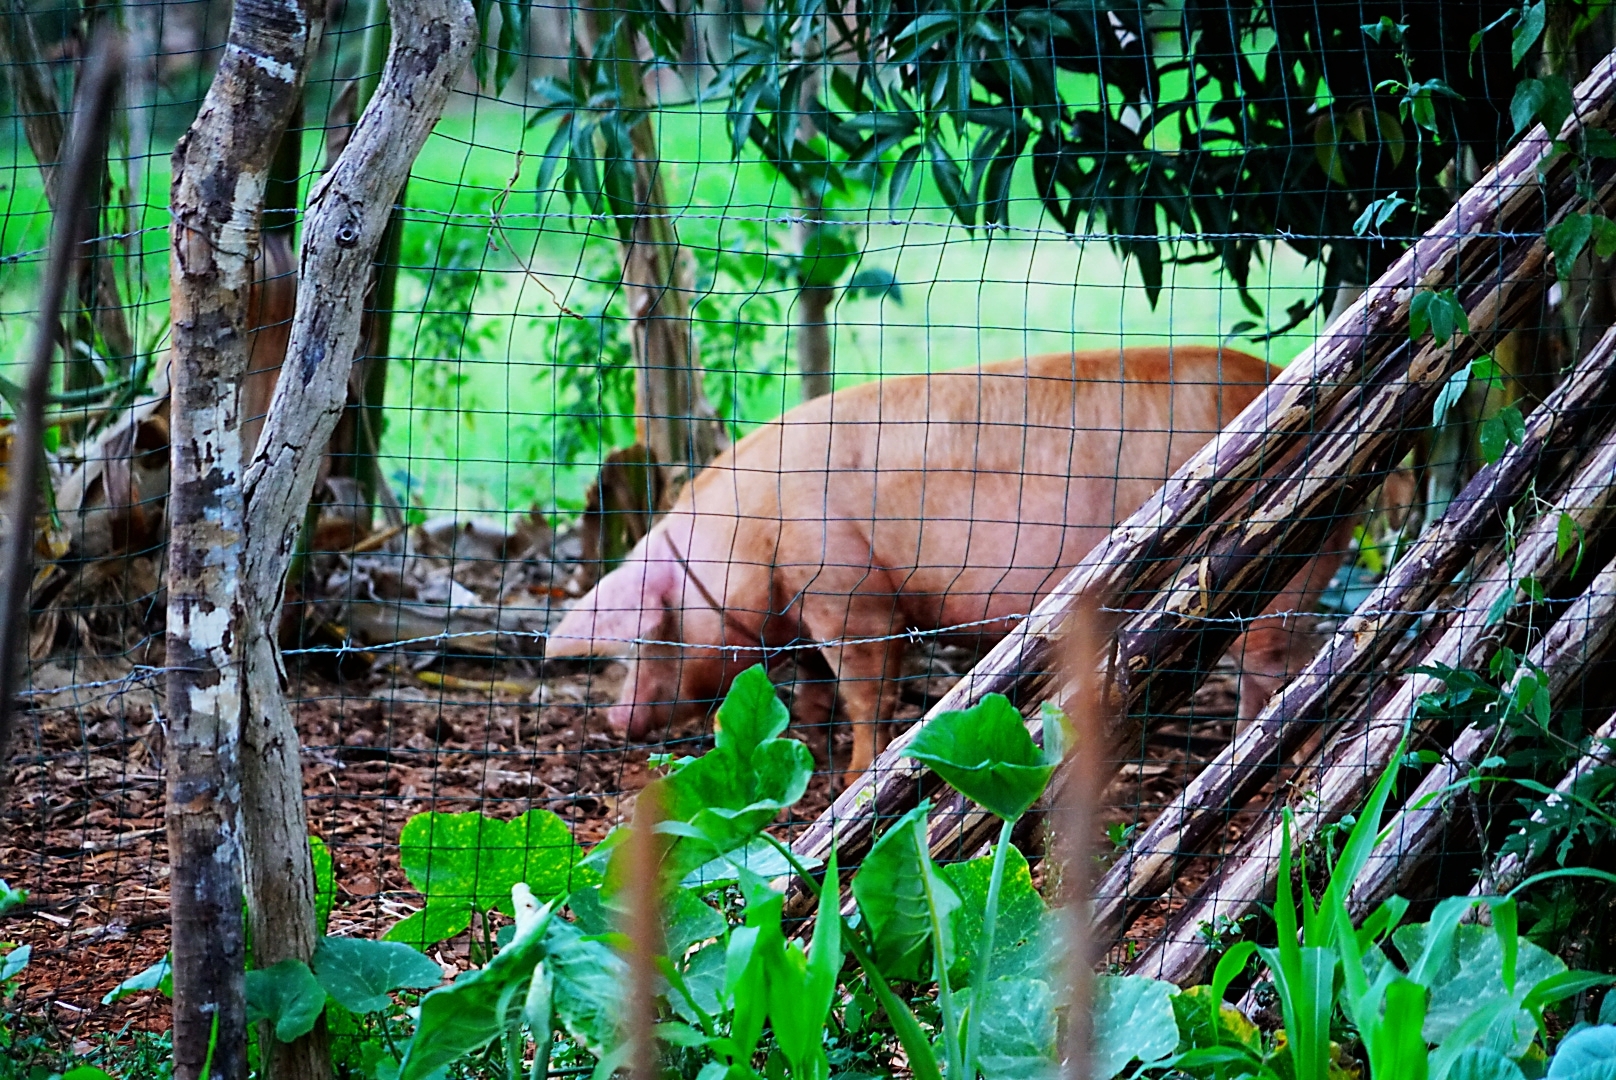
[{"xmin": 689, "ymin": 346, "xmax": 1272, "ymax": 631}]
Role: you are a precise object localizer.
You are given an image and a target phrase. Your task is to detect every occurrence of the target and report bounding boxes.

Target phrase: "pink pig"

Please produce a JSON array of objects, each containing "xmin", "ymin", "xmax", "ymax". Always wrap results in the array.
[{"xmin": 546, "ymin": 347, "xmax": 1341, "ymax": 782}]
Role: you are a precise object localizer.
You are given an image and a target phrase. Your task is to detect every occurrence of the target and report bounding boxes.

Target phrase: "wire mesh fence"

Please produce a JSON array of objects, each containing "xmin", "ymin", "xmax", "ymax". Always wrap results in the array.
[{"xmin": 5, "ymin": 0, "xmax": 1616, "ymax": 1073}]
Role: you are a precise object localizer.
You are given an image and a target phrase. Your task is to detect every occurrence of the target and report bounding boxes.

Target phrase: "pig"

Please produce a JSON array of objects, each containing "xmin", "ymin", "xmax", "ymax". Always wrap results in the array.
[{"xmin": 545, "ymin": 347, "xmax": 1343, "ymax": 782}]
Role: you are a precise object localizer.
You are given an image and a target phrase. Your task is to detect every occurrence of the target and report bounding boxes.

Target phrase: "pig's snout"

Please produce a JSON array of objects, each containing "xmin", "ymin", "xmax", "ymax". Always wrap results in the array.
[{"xmin": 607, "ymin": 695, "xmax": 674, "ymax": 741}]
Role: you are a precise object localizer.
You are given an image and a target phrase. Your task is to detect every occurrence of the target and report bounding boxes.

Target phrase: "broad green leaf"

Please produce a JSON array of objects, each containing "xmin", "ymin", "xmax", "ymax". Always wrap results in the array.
[
  {"xmin": 392, "ymin": 808, "xmax": 584, "ymax": 946},
  {"xmin": 1548, "ymin": 214, "xmax": 1594, "ymax": 279},
  {"xmin": 1551, "ymin": 1026, "xmax": 1616, "ymax": 1080},
  {"xmin": 384, "ymin": 902, "xmax": 474, "ymax": 949},
  {"xmin": 311, "ymin": 836, "xmax": 335, "ymax": 937},
  {"xmin": 245, "ymin": 958, "xmax": 328, "ymax": 1043},
  {"xmin": 1092, "ymin": 975, "xmax": 1179, "ymax": 1080},
  {"xmin": 680, "ymin": 836, "xmax": 819, "ymax": 889},
  {"xmin": 1449, "ymin": 1047, "xmax": 1527, "ymax": 1080},
  {"xmin": 397, "ymin": 886, "xmax": 560, "ymax": 1080},
  {"xmin": 644, "ymin": 666, "xmax": 814, "ymax": 883},
  {"xmin": 313, "ymin": 937, "xmax": 444, "ymax": 1014},
  {"xmin": 0, "ymin": 944, "xmax": 29, "ymax": 984},
  {"xmin": 1371, "ymin": 978, "xmax": 1431, "ymax": 1080},
  {"xmin": 1393, "ymin": 922, "xmax": 1564, "ymax": 1054},
  {"xmin": 664, "ymin": 888, "xmax": 727, "ymax": 959},
  {"xmin": 976, "ymin": 977, "xmax": 1058, "ymax": 1080},
  {"xmin": 102, "ymin": 954, "xmax": 172, "ymax": 1004},
  {"xmin": 1513, "ymin": 1, "xmax": 1546, "ymax": 67},
  {"xmin": 852, "ymin": 802, "xmax": 962, "ymax": 981},
  {"xmin": 61, "ymin": 1069, "xmax": 118, "ymax": 1080},
  {"xmin": 1512, "ymin": 75, "xmax": 1574, "ymax": 137},
  {"xmin": 944, "ymin": 846, "xmax": 1052, "ymax": 985},
  {"xmin": 1433, "ymin": 364, "xmax": 1474, "ymax": 427},
  {"xmin": 545, "ymin": 914, "xmax": 626, "ymax": 1056},
  {"xmin": 670, "ymin": 941, "xmax": 725, "ymax": 1026},
  {"xmin": 1171, "ymin": 984, "xmax": 1261, "ymax": 1054},
  {"xmin": 903, "ymin": 693, "xmax": 1053, "ymax": 821}
]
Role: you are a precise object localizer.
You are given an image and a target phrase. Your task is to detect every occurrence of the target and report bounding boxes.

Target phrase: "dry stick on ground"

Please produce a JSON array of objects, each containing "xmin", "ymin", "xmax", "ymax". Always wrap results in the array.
[
  {"xmin": 1129, "ymin": 414, "xmax": 1616, "ymax": 985},
  {"xmin": 782, "ymin": 50, "xmax": 1616, "ymax": 921},
  {"xmin": 234, "ymin": 3, "xmax": 473, "ymax": 1079},
  {"xmin": 0, "ymin": 35, "xmax": 122, "ymax": 811},
  {"xmin": 1469, "ymin": 706, "xmax": 1616, "ymax": 898},
  {"xmin": 1091, "ymin": 321, "xmax": 1616, "ymax": 943},
  {"xmin": 165, "ymin": 0, "xmax": 319, "ymax": 1071},
  {"xmin": 1345, "ymin": 549, "xmax": 1616, "ymax": 917}
]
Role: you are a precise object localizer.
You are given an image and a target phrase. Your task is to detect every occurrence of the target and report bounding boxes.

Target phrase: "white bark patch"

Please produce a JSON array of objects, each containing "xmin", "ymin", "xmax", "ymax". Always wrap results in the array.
[
  {"xmin": 227, "ymin": 42, "xmax": 298, "ymax": 85},
  {"xmin": 215, "ymin": 172, "xmax": 268, "ymax": 291}
]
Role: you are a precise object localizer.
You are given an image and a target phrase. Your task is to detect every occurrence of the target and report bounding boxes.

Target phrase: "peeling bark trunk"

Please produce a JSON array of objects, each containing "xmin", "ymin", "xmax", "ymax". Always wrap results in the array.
[
  {"xmin": 167, "ymin": 0, "xmax": 473, "ymax": 1076},
  {"xmin": 165, "ymin": 0, "xmax": 320, "ymax": 1076}
]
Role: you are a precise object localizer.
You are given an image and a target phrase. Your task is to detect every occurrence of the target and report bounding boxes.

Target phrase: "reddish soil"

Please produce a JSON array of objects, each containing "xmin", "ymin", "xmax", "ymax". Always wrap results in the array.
[{"xmin": 1, "ymin": 645, "xmax": 1252, "ymax": 1045}]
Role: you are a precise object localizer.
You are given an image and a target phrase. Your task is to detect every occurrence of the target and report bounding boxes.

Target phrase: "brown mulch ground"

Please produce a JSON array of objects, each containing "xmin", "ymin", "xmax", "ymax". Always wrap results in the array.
[{"xmin": 1, "ymin": 639, "xmax": 1256, "ymax": 1045}]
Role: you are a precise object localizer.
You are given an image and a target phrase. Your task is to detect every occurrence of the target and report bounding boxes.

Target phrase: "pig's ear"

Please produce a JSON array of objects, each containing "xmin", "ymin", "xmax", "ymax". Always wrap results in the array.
[{"xmin": 546, "ymin": 559, "xmax": 673, "ymax": 657}]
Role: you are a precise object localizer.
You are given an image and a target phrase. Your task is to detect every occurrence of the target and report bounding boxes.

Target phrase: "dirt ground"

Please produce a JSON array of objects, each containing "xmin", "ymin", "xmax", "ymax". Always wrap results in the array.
[{"xmin": 0, "ymin": 641, "xmax": 1258, "ymax": 1046}]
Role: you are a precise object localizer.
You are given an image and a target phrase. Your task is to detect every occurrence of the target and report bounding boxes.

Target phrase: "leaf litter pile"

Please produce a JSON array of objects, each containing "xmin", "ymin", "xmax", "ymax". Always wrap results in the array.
[{"xmin": 0, "ymin": 507, "xmax": 1302, "ymax": 1044}]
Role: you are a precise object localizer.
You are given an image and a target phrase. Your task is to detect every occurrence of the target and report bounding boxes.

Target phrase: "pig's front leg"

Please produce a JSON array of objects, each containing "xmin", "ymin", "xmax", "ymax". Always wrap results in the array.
[{"xmin": 801, "ymin": 597, "xmax": 905, "ymax": 785}]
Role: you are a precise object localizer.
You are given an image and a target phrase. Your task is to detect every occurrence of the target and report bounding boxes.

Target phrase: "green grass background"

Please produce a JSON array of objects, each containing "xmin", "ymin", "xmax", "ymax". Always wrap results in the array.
[{"xmin": 0, "ymin": 89, "xmax": 1329, "ymax": 518}]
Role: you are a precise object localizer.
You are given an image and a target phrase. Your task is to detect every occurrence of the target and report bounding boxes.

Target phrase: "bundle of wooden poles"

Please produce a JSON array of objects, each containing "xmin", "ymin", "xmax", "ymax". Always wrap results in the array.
[{"xmin": 781, "ymin": 51, "xmax": 1616, "ymax": 982}]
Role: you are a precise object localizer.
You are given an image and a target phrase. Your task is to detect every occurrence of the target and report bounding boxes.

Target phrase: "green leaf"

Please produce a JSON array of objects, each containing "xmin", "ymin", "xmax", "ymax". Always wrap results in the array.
[
  {"xmin": 60, "ymin": 1069, "xmax": 118, "ymax": 1080},
  {"xmin": 928, "ymin": 138, "xmax": 975, "ymax": 228},
  {"xmin": 1410, "ymin": 289, "xmax": 1469, "ymax": 346},
  {"xmin": 1548, "ymin": 1026, "xmax": 1616, "ymax": 1080},
  {"xmin": 245, "ymin": 958, "xmax": 328, "ymax": 1044},
  {"xmin": 398, "ymin": 887, "xmax": 562, "ymax": 1079},
  {"xmin": 0, "ymin": 879, "xmax": 25, "ymax": 915},
  {"xmin": 546, "ymin": 914, "xmax": 626, "ymax": 1056},
  {"xmin": 1393, "ymin": 921, "xmax": 1564, "ymax": 1055},
  {"xmin": 644, "ymin": 666, "xmax": 814, "ymax": 884},
  {"xmin": 976, "ymin": 977, "xmax": 1058, "ymax": 1080},
  {"xmin": 102, "ymin": 954, "xmax": 172, "ymax": 1004},
  {"xmin": 389, "ymin": 808, "xmax": 584, "ymax": 946},
  {"xmin": 903, "ymin": 693, "xmax": 1053, "ymax": 821},
  {"xmin": 313, "ymin": 937, "xmax": 443, "ymax": 1015},
  {"xmin": 889, "ymin": 143, "xmax": 924, "ymax": 210},
  {"xmin": 943, "ymin": 846, "xmax": 1052, "ymax": 986},
  {"xmin": 1513, "ymin": 1, "xmax": 1546, "ymax": 67},
  {"xmin": 1447, "ymin": 1047, "xmax": 1525, "ymax": 1080},
  {"xmin": 1512, "ymin": 75, "xmax": 1574, "ymax": 138},
  {"xmin": 1, "ymin": 944, "xmax": 30, "ymax": 982},
  {"xmin": 852, "ymin": 802, "xmax": 962, "ymax": 980},
  {"xmin": 1547, "ymin": 214, "xmax": 1593, "ymax": 279},
  {"xmin": 1480, "ymin": 406, "xmax": 1526, "ymax": 465},
  {"xmin": 1433, "ymin": 363, "xmax": 1474, "ymax": 427},
  {"xmin": 311, "ymin": 836, "xmax": 335, "ymax": 937},
  {"xmin": 1092, "ymin": 975, "xmax": 1178, "ymax": 1080}
]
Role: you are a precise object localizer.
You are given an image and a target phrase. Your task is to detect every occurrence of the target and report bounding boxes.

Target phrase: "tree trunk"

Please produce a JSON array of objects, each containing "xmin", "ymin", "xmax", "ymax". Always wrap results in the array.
[
  {"xmin": 234, "ymin": 9, "xmax": 473, "ymax": 1080},
  {"xmin": 795, "ymin": 71, "xmax": 834, "ymax": 402},
  {"xmin": 166, "ymin": 0, "xmax": 320, "ymax": 1076},
  {"xmin": 587, "ymin": 5, "xmax": 724, "ymax": 478}
]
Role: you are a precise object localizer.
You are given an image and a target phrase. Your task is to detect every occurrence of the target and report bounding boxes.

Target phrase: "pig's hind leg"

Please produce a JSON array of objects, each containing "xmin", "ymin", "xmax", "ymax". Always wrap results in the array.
[{"xmin": 768, "ymin": 649, "xmax": 840, "ymax": 765}]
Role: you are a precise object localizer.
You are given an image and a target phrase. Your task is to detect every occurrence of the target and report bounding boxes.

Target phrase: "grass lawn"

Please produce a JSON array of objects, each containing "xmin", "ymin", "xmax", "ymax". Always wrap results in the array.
[{"xmin": 0, "ymin": 87, "xmax": 1330, "ymax": 518}]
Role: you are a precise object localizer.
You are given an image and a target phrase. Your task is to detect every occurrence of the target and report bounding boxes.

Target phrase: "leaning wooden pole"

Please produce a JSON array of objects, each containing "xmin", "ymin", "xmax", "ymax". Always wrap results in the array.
[
  {"xmin": 1091, "ymin": 320, "xmax": 1616, "ymax": 942},
  {"xmin": 784, "ymin": 50, "xmax": 1616, "ymax": 917},
  {"xmin": 166, "ymin": 0, "xmax": 319, "ymax": 1071},
  {"xmin": 1130, "ymin": 409, "xmax": 1616, "ymax": 984},
  {"xmin": 1347, "ymin": 547, "xmax": 1616, "ymax": 916}
]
